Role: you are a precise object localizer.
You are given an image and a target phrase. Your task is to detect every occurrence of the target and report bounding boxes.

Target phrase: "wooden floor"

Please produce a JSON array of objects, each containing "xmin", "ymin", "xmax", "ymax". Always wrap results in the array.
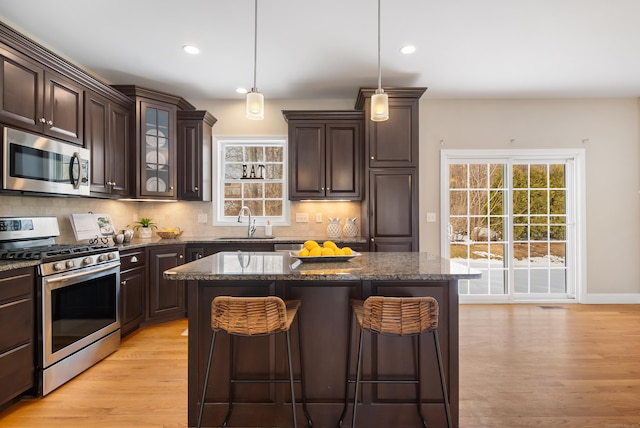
[{"xmin": 1, "ymin": 305, "xmax": 639, "ymax": 428}]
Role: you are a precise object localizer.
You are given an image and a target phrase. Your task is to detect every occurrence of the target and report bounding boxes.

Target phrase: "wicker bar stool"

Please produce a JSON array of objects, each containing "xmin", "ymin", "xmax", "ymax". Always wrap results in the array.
[
  {"xmin": 197, "ymin": 296, "xmax": 312, "ymax": 428},
  {"xmin": 338, "ymin": 296, "xmax": 452, "ymax": 428}
]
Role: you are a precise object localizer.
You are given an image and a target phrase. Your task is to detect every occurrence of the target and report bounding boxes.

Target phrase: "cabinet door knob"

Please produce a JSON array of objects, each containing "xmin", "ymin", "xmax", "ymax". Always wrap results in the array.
[
  {"xmin": 371, "ymin": 238, "xmax": 375, "ymax": 242},
  {"xmin": 170, "ymin": 186, "xmax": 174, "ymax": 190},
  {"xmin": 194, "ymin": 187, "xmax": 198, "ymax": 191},
  {"xmin": 39, "ymin": 117, "xmax": 46, "ymax": 123},
  {"xmin": 130, "ymin": 256, "xmax": 138, "ymax": 263},
  {"xmin": 179, "ymin": 254, "xmax": 184, "ymax": 259},
  {"xmin": 47, "ymin": 120, "xmax": 53, "ymax": 126},
  {"xmin": 371, "ymin": 156, "xmax": 374, "ymax": 160},
  {"xmin": 121, "ymin": 280, "xmax": 127, "ymax": 286}
]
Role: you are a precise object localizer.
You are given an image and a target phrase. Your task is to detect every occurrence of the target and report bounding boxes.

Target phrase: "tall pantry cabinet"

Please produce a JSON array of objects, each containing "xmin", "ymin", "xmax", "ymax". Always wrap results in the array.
[{"xmin": 355, "ymin": 88, "xmax": 427, "ymax": 252}]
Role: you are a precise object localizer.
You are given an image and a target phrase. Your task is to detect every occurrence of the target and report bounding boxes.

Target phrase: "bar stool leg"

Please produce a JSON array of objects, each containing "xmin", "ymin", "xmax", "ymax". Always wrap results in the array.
[
  {"xmin": 351, "ymin": 328, "xmax": 365, "ymax": 428},
  {"xmin": 222, "ymin": 335, "xmax": 235, "ymax": 428},
  {"xmin": 416, "ymin": 335, "xmax": 428, "ymax": 428},
  {"xmin": 296, "ymin": 316, "xmax": 313, "ymax": 427},
  {"xmin": 433, "ymin": 330, "xmax": 452, "ymax": 428},
  {"xmin": 286, "ymin": 330, "xmax": 298, "ymax": 428},
  {"xmin": 197, "ymin": 331, "xmax": 217, "ymax": 428},
  {"xmin": 338, "ymin": 308, "xmax": 355, "ymax": 427}
]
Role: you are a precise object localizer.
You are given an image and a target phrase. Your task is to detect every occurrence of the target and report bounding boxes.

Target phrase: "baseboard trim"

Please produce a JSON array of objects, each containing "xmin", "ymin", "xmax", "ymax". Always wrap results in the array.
[{"xmin": 581, "ymin": 293, "xmax": 640, "ymax": 304}]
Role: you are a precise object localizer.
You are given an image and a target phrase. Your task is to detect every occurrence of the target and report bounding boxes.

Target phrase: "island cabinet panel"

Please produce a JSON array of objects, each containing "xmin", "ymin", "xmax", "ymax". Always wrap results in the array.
[
  {"xmin": 363, "ymin": 281, "xmax": 456, "ymax": 428},
  {"xmin": 0, "ymin": 267, "xmax": 35, "ymax": 409},
  {"xmin": 147, "ymin": 245, "xmax": 185, "ymax": 323},
  {"xmin": 188, "ymin": 281, "xmax": 280, "ymax": 426},
  {"xmin": 285, "ymin": 282, "xmax": 361, "ymax": 402}
]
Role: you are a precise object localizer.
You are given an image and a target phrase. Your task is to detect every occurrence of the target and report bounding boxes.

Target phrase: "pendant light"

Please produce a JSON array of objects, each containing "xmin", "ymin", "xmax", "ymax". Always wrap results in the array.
[
  {"xmin": 246, "ymin": 0, "xmax": 264, "ymax": 120},
  {"xmin": 371, "ymin": 0, "xmax": 389, "ymax": 122}
]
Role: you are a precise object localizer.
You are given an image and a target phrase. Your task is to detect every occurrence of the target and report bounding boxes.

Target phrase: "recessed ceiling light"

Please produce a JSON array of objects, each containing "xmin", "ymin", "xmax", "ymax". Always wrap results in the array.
[
  {"xmin": 236, "ymin": 87, "xmax": 248, "ymax": 94},
  {"xmin": 400, "ymin": 45, "xmax": 416, "ymax": 54},
  {"xmin": 182, "ymin": 45, "xmax": 200, "ymax": 55}
]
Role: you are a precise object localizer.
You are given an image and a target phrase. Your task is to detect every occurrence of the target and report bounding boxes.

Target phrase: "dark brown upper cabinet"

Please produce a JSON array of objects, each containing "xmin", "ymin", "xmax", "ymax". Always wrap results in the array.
[
  {"xmin": 283, "ymin": 110, "xmax": 364, "ymax": 200},
  {"xmin": 0, "ymin": 45, "xmax": 83, "ymax": 145},
  {"xmin": 112, "ymin": 85, "xmax": 195, "ymax": 200},
  {"xmin": 355, "ymin": 88, "xmax": 426, "ymax": 168},
  {"xmin": 177, "ymin": 110, "xmax": 217, "ymax": 201},
  {"xmin": 85, "ymin": 91, "xmax": 132, "ymax": 197}
]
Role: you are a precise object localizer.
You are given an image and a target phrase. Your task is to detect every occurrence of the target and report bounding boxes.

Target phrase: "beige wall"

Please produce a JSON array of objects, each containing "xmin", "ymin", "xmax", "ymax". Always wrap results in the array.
[
  {"xmin": 2, "ymin": 96, "xmax": 639, "ymax": 297},
  {"xmin": 419, "ymin": 98, "xmax": 640, "ymax": 296}
]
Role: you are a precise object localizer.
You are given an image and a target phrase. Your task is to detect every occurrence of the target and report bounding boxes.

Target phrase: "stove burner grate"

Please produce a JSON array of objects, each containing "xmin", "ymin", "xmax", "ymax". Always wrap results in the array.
[{"xmin": 0, "ymin": 244, "xmax": 111, "ymax": 261}]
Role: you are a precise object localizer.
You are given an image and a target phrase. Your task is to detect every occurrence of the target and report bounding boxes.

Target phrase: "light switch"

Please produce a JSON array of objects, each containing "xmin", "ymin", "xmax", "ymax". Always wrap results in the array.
[
  {"xmin": 316, "ymin": 213, "xmax": 323, "ymax": 223},
  {"xmin": 197, "ymin": 213, "xmax": 208, "ymax": 223},
  {"xmin": 426, "ymin": 212, "xmax": 437, "ymax": 223},
  {"xmin": 296, "ymin": 213, "xmax": 309, "ymax": 223}
]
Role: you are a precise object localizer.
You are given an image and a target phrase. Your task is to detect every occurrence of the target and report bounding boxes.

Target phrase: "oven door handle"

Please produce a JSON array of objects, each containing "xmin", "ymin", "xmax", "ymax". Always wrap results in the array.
[{"xmin": 45, "ymin": 263, "xmax": 119, "ymax": 286}]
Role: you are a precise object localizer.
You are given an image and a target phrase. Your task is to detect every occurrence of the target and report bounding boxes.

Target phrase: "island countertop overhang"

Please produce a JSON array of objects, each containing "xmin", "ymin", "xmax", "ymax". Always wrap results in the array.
[{"xmin": 163, "ymin": 251, "xmax": 481, "ymax": 282}]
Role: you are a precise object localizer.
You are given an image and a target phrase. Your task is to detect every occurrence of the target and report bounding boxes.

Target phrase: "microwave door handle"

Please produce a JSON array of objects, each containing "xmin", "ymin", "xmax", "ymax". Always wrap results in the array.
[{"xmin": 70, "ymin": 152, "xmax": 82, "ymax": 189}]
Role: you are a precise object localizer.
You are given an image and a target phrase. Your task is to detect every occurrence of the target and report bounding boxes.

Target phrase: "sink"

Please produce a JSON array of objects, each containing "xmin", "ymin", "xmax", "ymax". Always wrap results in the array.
[{"xmin": 213, "ymin": 236, "xmax": 276, "ymax": 240}]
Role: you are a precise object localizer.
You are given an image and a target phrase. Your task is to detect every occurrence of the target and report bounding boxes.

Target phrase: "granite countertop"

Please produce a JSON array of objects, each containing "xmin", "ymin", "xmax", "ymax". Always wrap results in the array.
[
  {"xmin": 163, "ymin": 251, "xmax": 481, "ymax": 282},
  {"xmin": 114, "ymin": 235, "xmax": 367, "ymax": 250},
  {"xmin": 0, "ymin": 236, "xmax": 367, "ymax": 271}
]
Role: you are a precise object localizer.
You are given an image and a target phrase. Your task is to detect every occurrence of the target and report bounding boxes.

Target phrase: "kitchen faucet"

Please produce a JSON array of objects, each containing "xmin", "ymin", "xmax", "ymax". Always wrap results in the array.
[{"xmin": 237, "ymin": 206, "xmax": 256, "ymax": 237}]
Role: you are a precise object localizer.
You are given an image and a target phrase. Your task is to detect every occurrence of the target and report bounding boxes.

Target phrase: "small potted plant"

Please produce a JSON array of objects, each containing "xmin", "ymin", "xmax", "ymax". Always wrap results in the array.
[{"xmin": 133, "ymin": 217, "xmax": 157, "ymax": 239}]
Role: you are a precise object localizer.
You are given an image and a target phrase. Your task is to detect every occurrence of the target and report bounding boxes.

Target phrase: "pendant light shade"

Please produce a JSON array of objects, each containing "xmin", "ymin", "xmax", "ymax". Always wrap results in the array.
[
  {"xmin": 246, "ymin": 90, "xmax": 264, "ymax": 120},
  {"xmin": 246, "ymin": 0, "xmax": 264, "ymax": 120},
  {"xmin": 371, "ymin": 0, "xmax": 389, "ymax": 122},
  {"xmin": 371, "ymin": 89, "xmax": 389, "ymax": 122}
]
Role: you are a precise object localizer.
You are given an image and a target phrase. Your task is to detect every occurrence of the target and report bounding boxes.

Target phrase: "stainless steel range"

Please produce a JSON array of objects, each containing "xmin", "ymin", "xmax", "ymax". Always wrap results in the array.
[{"xmin": 0, "ymin": 216, "xmax": 121, "ymax": 396}]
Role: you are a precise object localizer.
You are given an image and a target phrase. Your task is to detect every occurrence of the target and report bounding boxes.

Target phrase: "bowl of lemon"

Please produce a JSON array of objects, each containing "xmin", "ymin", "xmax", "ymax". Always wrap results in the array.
[
  {"xmin": 156, "ymin": 227, "xmax": 183, "ymax": 239},
  {"xmin": 291, "ymin": 240, "xmax": 360, "ymax": 263}
]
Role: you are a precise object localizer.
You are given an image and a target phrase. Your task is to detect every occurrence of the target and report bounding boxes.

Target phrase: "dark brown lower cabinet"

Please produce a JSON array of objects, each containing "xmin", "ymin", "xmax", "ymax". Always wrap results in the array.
[
  {"xmin": 0, "ymin": 267, "xmax": 35, "ymax": 409},
  {"xmin": 369, "ymin": 168, "xmax": 418, "ymax": 251},
  {"xmin": 190, "ymin": 278, "xmax": 457, "ymax": 428},
  {"xmin": 147, "ymin": 245, "xmax": 185, "ymax": 323},
  {"xmin": 119, "ymin": 248, "xmax": 146, "ymax": 337}
]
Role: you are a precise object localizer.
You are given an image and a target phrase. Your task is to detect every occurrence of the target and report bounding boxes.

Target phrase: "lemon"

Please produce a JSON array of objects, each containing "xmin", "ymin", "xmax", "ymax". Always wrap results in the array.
[
  {"xmin": 304, "ymin": 240, "xmax": 320, "ymax": 251},
  {"xmin": 165, "ymin": 227, "xmax": 174, "ymax": 232},
  {"xmin": 323, "ymin": 240, "xmax": 338, "ymax": 249},
  {"xmin": 309, "ymin": 246, "xmax": 322, "ymax": 257},
  {"xmin": 298, "ymin": 248, "xmax": 310, "ymax": 257},
  {"xmin": 321, "ymin": 247, "xmax": 334, "ymax": 256},
  {"xmin": 334, "ymin": 247, "xmax": 345, "ymax": 255},
  {"xmin": 342, "ymin": 247, "xmax": 353, "ymax": 255}
]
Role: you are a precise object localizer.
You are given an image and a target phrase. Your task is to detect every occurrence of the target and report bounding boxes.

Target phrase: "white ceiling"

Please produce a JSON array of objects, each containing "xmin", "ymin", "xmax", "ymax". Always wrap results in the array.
[{"xmin": 2, "ymin": 0, "xmax": 640, "ymax": 102}]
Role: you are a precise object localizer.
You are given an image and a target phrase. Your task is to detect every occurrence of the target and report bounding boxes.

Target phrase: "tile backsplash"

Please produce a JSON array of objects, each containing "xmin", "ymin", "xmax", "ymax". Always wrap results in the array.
[{"xmin": 0, "ymin": 195, "xmax": 362, "ymax": 243}]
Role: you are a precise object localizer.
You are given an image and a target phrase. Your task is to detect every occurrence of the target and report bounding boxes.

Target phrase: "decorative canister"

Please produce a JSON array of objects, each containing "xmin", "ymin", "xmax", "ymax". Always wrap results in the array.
[
  {"xmin": 343, "ymin": 217, "xmax": 358, "ymax": 238},
  {"xmin": 326, "ymin": 217, "xmax": 342, "ymax": 239}
]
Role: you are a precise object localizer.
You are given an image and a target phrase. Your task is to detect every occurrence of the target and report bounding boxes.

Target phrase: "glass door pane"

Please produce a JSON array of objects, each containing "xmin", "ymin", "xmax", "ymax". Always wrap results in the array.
[{"xmin": 449, "ymin": 163, "xmax": 508, "ymax": 295}]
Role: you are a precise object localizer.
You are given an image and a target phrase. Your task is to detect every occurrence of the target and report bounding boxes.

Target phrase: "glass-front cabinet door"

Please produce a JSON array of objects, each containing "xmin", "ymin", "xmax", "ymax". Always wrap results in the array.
[{"xmin": 140, "ymin": 101, "xmax": 176, "ymax": 198}]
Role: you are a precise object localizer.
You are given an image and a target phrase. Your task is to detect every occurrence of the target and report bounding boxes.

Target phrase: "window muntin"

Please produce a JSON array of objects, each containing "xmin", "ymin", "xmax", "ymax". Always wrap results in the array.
[{"xmin": 214, "ymin": 138, "xmax": 289, "ymax": 225}]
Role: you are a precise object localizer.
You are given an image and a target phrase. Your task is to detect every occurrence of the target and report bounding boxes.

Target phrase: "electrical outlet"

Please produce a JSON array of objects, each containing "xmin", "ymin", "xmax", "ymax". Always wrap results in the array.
[
  {"xmin": 296, "ymin": 213, "xmax": 309, "ymax": 223},
  {"xmin": 315, "ymin": 213, "xmax": 323, "ymax": 223},
  {"xmin": 133, "ymin": 213, "xmax": 138, "ymax": 222},
  {"xmin": 197, "ymin": 213, "xmax": 208, "ymax": 223},
  {"xmin": 426, "ymin": 212, "xmax": 437, "ymax": 223}
]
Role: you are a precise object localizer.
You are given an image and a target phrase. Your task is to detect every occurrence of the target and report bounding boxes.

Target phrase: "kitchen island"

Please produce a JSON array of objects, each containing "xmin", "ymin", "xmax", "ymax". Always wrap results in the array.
[{"xmin": 164, "ymin": 251, "xmax": 480, "ymax": 428}]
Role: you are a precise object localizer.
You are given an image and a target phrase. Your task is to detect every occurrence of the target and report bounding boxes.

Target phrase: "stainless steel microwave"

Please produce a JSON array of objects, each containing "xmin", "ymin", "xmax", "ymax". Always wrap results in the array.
[{"xmin": 2, "ymin": 127, "xmax": 90, "ymax": 196}]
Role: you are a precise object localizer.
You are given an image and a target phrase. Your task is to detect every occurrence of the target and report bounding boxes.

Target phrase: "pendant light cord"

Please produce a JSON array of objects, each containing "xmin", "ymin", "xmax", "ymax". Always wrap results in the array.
[
  {"xmin": 252, "ymin": 0, "xmax": 258, "ymax": 91},
  {"xmin": 377, "ymin": 0, "xmax": 382, "ymax": 91}
]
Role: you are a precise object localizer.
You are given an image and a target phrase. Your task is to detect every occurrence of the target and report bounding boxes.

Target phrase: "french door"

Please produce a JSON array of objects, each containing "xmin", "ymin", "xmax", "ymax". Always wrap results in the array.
[{"xmin": 441, "ymin": 150, "xmax": 585, "ymax": 302}]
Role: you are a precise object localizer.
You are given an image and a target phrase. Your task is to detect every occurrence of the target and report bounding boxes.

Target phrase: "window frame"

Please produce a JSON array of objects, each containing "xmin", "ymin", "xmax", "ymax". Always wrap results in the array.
[{"xmin": 212, "ymin": 136, "xmax": 290, "ymax": 226}]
